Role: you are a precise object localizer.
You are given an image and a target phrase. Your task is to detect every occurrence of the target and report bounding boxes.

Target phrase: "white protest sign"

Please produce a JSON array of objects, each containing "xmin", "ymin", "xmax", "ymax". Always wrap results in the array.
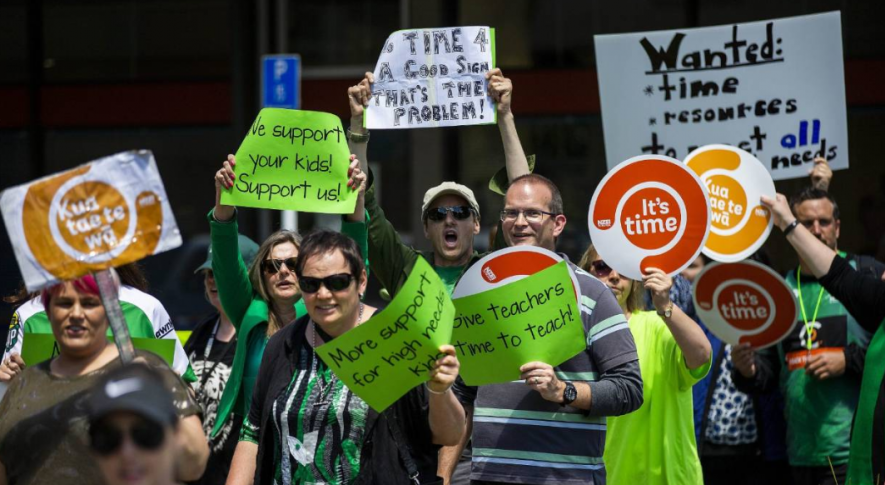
[
  {"xmin": 0, "ymin": 150, "xmax": 182, "ymax": 291},
  {"xmin": 595, "ymin": 12, "xmax": 847, "ymax": 181},
  {"xmin": 366, "ymin": 26, "xmax": 497, "ymax": 129}
]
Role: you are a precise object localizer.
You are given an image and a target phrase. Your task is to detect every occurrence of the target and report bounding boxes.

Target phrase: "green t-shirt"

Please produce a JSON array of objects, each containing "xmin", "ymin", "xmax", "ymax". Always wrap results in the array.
[
  {"xmin": 434, "ymin": 265, "xmax": 465, "ymax": 296},
  {"xmin": 604, "ymin": 311, "xmax": 710, "ymax": 485},
  {"xmin": 780, "ymin": 255, "xmax": 871, "ymax": 466}
]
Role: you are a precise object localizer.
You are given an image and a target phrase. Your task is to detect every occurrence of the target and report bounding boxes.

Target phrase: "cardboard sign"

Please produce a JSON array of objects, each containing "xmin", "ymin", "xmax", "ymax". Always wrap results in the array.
[
  {"xmin": 365, "ymin": 26, "xmax": 497, "ymax": 129},
  {"xmin": 452, "ymin": 248, "xmax": 584, "ymax": 386},
  {"xmin": 21, "ymin": 333, "xmax": 175, "ymax": 366},
  {"xmin": 588, "ymin": 155, "xmax": 711, "ymax": 281},
  {"xmin": 315, "ymin": 258, "xmax": 454, "ymax": 412},
  {"xmin": 595, "ymin": 12, "xmax": 848, "ymax": 181},
  {"xmin": 685, "ymin": 144, "xmax": 775, "ymax": 262},
  {"xmin": 693, "ymin": 260, "xmax": 797, "ymax": 349},
  {"xmin": 0, "ymin": 150, "xmax": 181, "ymax": 291},
  {"xmin": 220, "ymin": 108, "xmax": 357, "ymax": 214}
]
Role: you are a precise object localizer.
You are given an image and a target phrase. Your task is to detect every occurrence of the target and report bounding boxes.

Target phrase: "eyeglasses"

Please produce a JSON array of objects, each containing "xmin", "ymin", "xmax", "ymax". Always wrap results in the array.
[
  {"xmin": 424, "ymin": 206, "xmax": 474, "ymax": 222},
  {"xmin": 89, "ymin": 418, "xmax": 166, "ymax": 456},
  {"xmin": 500, "ymin": 209, "xmax": 558, "ymax": 223},
  {"xmin": 262, "ymin": 257, "xmax": 298, "ymax": 274},
  {"xmin": 589, "ymin": 260, "xmax": 613, "ymax": 278},
  {"xmin": 297, "ymin": 273, "xmax": 355, "ymax": 293}
]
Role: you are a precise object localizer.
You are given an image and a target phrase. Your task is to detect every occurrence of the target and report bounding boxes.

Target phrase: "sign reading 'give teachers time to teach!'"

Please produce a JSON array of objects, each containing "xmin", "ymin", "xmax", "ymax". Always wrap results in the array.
[
  {"xmin": 315, "ymin": 258, "xmax": 454, "ymax": 412},
  {"xmin": 595, "ymin": 12, "xmax": 847, "ymax": 181},
  {"xmin": 220, "ymin": 108, "xmax": 358, "ymax": 214},
  {"xmin": 0, "ymin": 150, "xmax": 182, "ymax": 291},
  {"xmin": 366, "ymin": 26, "xmax": 497, "ymax": 129}
]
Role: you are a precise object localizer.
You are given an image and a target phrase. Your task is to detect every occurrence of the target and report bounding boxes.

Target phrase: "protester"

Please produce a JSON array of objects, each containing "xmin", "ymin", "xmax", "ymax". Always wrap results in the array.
[
  {"xmin": 231, "ymin": 229, "xmax": 466, "ymax": 484},
  {"xmin": 732, "ymin": 187, "xmax": 883, "ymax": 485},
  {"xmin": 579, "ymin": 245, "xmax": 711, "ymax": 484},
  {"xmin": 183, "ymin": 235, "xmax": 259, "ymax": 485},
  {"xmin": 346, "ymin": 68, "xmax": 531, "ymax": 485},
  {"xmin": 88, "ymin": 364, "xmax": 188, "ymax": 485},
  {"xmin": 1, "ymin": 263, "xmax": 196, "ymax": 383},
  {"xmin": 0, "ymin": 274, "xmax": 208, "ymax": 485},
  {"xmin": 209, "ymin": 155, "xmax": 368, "ymax": 473},
  {"xmin": 445, "ymin": 174, "xmax": 642, "ymax": 485},
  {"xmin": 759, "ymin": 192, "xmax": 885, "ymax": 485}
]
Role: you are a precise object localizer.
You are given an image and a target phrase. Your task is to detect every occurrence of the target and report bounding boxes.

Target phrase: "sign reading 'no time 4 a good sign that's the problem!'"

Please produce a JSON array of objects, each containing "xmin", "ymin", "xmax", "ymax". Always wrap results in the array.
[{"xmin": 588, "ymin": 155, "xmax": 711, "ymax": 281}]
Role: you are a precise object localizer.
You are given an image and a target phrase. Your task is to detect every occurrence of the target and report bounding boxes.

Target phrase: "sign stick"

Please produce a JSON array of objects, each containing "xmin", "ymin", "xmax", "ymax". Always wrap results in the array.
[{"xmin": 94, "ymin": 268, "xmax": 135, "ymax": 364}]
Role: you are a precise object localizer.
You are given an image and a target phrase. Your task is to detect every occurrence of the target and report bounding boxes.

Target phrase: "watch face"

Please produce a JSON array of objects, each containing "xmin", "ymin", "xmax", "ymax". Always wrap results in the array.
[{"xmin": 564, "ymin": 383, "xmax": 578, "ymax": 402}]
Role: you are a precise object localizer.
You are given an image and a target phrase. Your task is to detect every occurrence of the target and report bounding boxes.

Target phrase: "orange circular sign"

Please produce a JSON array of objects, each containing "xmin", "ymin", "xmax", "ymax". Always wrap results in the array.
[{"xmin": 693, "ymin": 260, "xmax": 797, "ymax": 349}]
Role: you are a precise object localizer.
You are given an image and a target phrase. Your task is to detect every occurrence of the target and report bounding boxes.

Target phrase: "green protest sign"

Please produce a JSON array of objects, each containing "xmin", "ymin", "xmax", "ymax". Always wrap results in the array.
[
  {"xmin": 451, "ymin": 261, "xmax": 584, "ymax": 386},
  {"xmin": 220, "ymin": 108, "xmax": 357, "ymax": 214},
  {"xmin": 21, "ymin": 333, "xmax": 176, "ymax": 367},
  {"xmin": 315, "ymin": 258, "xmax": 454, "ymax": 412}
]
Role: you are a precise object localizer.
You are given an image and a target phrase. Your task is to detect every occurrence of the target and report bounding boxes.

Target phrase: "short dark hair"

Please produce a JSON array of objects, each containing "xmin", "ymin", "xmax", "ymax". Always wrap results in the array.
[
  {"xmin": 789, "ymin": 187, "xmax": 840, "ymax": 220},
  {"xmin": 295, "ymin": 229, "xmax": 365, "ymax": 278},
  {"xmin": 509, "ymin": 173, "xmax": 564, "ymax": 215}
]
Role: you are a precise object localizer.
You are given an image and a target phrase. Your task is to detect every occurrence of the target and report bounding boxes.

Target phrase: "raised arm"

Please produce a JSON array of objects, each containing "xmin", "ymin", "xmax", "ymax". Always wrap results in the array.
[
  {"xmin": 809, "ymin": 157, "xmax": 833, "ymax": 192},
  {"xmin": 210, "ymin": 156, "xmax": 255, "ymax": 328},
  {"xmin": 644, "ymin": 267, "xmax": 712, "ymax": 370},
  {"xmin": 427, "ymin": 345, "xmax": 467, "ymax": 446},
  {"xmin": 762, "ymin": 194, "xmax": 837, "ymax": 278},
  {"xmin": 487, "ymin": 68, "xmax": 530, "ymax": 182}
]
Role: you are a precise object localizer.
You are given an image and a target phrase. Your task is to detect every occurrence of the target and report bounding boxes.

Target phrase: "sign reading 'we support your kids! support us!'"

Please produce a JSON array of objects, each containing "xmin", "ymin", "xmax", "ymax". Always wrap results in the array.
[
  {"xmin": 221, "ymin": 108, "xmax": 357, "ymax": 214},
  {"xmin": 0, "ymin": 150, "xmax": 182, "ymax": 291},
  {"xmin": 366, "ymin": 26, "xmax": 497, "ymax": 129},
  {"xmin": 595, "ymin": 12, "xmax": 848, "ymax": 180}
]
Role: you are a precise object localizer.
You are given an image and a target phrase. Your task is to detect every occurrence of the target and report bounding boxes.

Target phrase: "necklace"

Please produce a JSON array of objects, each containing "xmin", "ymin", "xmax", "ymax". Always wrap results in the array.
[{"xmin": 310, "ymin": 303, "xmax": 365, "ymax": 406}]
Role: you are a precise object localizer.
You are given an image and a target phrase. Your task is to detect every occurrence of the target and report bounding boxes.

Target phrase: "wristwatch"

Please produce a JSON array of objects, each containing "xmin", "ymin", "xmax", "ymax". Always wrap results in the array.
[
  {"xmin": 657, "ymin": 300, "xmax": 673, "ymax": 318},
  {"xmin": 560, "ymin": 381, "xmax": 577, "ymax": 406}
]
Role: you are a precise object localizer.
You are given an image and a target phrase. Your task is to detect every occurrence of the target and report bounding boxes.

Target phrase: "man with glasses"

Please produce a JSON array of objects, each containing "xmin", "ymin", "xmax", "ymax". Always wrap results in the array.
[
  {"xmin": 732, "ymin": 187, "xmax": 884, "ymax": 485},
  {"xmin": 451, "ymin": 174, "xmax": 643, "ymax": 485}
]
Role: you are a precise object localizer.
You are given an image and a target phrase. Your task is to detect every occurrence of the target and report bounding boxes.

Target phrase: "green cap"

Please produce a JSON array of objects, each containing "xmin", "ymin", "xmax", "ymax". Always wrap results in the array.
[
  {"xmin": 195, "ymin": 234, "xmax": 261, "ymax": 273},
  {"xmin": 488, "ymin": 154, "xmax": 536, "ymax": 196}
]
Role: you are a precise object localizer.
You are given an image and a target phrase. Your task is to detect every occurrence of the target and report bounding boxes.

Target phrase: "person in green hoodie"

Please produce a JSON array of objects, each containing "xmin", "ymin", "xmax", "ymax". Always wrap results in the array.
[{"xmin": 209, "ymin": 153, "xmax": 369, "ymax": 485}]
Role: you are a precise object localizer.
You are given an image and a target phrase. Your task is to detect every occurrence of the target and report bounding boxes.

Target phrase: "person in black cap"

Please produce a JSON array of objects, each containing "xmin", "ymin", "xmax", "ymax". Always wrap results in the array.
[{"xmin": 88, "ymin": 364, "xmax": 187, "ymax": 485}]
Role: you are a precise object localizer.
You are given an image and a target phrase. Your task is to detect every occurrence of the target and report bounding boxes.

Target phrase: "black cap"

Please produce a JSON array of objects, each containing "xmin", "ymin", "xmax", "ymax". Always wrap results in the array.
[{"xmin": 88, "ymin": 364, "xmax": 177, "ymax": 427}]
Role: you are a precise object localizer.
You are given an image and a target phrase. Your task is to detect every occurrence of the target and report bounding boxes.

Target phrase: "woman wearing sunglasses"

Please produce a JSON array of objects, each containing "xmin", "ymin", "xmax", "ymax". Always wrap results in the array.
[
  {"xmin": 213, "ymin": 154, "xmax": 369, "ymax": 485},
  {"xmin": 242, "ymin": 229, "xmax": 465, "ymax": 485},
  {"xmin": 0, "ymin": 275, "xmax": 207, "ymax": 485},
  {"xmin": 579, "ymin": 245, "xmax": 712, "ymax": 485}
]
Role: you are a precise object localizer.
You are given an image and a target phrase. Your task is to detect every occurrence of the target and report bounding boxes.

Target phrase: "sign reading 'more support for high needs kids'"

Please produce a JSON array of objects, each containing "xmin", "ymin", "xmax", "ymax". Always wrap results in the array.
[
  {"xmin": 366, "ymin": 26, "xmax": 497, "ymax": 129},
  {"xmin": 0, "ymin": 150, "xmax": 182, "ymax": 291},
  {"xmin": 595, "ymin": 12, "xmax": 847, "ymax": 181}
]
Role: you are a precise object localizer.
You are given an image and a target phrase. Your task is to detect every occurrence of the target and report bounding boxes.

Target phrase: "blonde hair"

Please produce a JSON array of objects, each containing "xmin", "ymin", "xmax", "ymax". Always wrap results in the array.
[
  {"xmin": 578, "ymin": 244, "xmax": 643, "ymax": 314},
  {"xmin": 248, "ymin": 229, "xmax": 302, "ymax": 336}
]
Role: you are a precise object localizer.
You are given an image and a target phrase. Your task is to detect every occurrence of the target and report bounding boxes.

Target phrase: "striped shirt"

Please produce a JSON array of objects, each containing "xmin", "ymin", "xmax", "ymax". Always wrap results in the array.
[{"xmin": 467, "ymin": 260, "xmax": 641, "ymax": 485}]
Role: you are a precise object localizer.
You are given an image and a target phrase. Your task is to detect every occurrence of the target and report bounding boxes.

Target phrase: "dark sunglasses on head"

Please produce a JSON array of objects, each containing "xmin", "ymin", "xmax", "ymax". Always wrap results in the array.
[
  {"xmin": 262, "ymin": 257, "xmax": 298, "ymax": 274},
  {"xmin": 590, "ymin": 260, "xmax": 613, "ymax": 278},
  {"xmin": 89, "ymin": 418, "xmax": 166, "ymax": 456},
  {"xmin": 424, "ymin": 205, "xmax": 474, "ymax": 222},
  {"xmin": 298, "ymin": 273, "xmax": 355, "ymax": 293}
]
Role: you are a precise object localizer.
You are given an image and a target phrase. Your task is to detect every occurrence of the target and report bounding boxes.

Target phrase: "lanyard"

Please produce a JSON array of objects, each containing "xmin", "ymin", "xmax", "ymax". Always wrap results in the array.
[
  {"xmin": 197, "ymin": 318, "xmax": 235, "ymax": 394},
  {"xmin": 796, "ymin": 267, "xmax": 826, "ymax": 353}
]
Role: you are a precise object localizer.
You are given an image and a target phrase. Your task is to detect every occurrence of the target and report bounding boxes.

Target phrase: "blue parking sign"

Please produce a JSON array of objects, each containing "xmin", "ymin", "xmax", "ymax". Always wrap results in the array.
[{"xmin": 262, "ymin": 55, "xmax": 300, "ymax": 109}]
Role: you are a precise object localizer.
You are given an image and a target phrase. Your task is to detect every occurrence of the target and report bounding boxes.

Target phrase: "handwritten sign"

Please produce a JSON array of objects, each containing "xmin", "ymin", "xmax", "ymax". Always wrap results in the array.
[
  {"xmin": 366, "ymin": 26, "xmax": 497, "ymax": 129},
  {"xmin": 21, "ymin": 333, "xmax": 175, "ymax": 366},
  {"xmin": 595, "ymin": 12, "xmax": 847, "ymax": 180},
  {"xmin": 588, "ymin": 155, "xmax": 710, "ymax": 280},
  {"xmin": 452, "ymin": 258, "xmax": 584, "ymax": 386},
  {"xmin": 315, "ymin": 258, "xmax": 454, "ymax": 412},
  {"xmin": 220, "ymin": 108, "xmax": 357, "ymax": 214},
  {"xmin": 693, "ymin": 260, "xmax": 797, "ymax": 349},
  {"xmin": 684, "ymin": 144, "xmax": 776, "ymax": 262},
  {"xmin": 0, "ymin": 150, "xmax": 181, "ymax": 291}
]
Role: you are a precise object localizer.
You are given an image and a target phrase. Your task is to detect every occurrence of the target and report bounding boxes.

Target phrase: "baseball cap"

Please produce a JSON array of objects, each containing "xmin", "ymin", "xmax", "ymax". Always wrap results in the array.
[
  {"xmin": 195, "ymin": 234, "xmax": 260, "ymax": 273},
  {"xmin": 422, "ymin": 182, "xmax": 481, "ymax": 219},
  {"xmin": 87, "ymin": 364, "xmax": 177, "ymax": 427}
]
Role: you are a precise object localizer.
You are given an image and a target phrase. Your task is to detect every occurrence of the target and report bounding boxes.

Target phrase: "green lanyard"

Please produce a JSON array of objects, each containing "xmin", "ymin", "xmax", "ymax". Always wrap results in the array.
[{"xmin": 796, "ymin": 267, "xmax": 826, "ymax": 353}]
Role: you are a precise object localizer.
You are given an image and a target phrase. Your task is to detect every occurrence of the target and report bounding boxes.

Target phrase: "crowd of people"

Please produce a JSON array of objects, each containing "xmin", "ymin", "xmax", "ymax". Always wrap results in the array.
[{"xmin": 0, "ymin": 69, "xmax": 883, "ymax": 485}]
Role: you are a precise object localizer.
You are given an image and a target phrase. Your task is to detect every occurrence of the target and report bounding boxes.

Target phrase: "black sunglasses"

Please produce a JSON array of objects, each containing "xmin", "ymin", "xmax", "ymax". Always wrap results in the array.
[
  {"xmin": 590, "ymin": 260, "xmax": 613, "ymax": 278},
  {"xmin": 297, "ymin": 273, "xmax": 355, "ymax": 293},
  {"xmin": 89, "ymin": 418, "xmax": 166, "ymax": 456},
  {"xmin": 262, "ymin": 257, "xmax": 298, "ymax": 274},
  {"xmin": 424, "ymin": 206, "xmax": 474, "ymax": 222}
]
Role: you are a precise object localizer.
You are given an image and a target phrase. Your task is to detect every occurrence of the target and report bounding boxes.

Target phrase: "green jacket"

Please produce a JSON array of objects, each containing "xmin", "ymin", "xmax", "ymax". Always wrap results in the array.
[{"xmin": 207, "ymin": 209, "xmax": 368, "ymax": 436}]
